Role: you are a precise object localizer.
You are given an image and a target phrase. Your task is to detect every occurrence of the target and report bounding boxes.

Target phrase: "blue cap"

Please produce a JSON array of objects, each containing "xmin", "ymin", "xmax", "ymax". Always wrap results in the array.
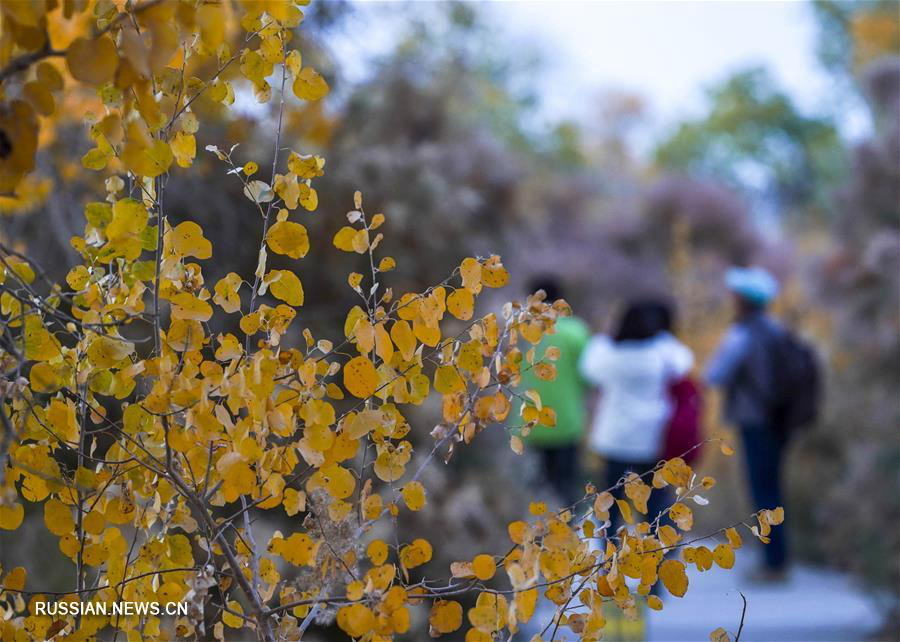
[{"xmin": 725, "ymin": 266, "xmax": 779, "ymax": 305}]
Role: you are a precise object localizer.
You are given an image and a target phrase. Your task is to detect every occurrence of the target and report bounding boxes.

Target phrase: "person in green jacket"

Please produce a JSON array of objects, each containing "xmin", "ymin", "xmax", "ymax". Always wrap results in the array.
[{"xmin": 519, "ymin": 276, "xmax": 591, "ymax": 507}]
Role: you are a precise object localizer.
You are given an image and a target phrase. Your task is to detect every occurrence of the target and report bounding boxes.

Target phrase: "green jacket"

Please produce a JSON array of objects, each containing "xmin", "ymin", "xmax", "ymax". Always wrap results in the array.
[{"xmin": 519, "ymin": 316, "xmax": 590, "ymax": 447}]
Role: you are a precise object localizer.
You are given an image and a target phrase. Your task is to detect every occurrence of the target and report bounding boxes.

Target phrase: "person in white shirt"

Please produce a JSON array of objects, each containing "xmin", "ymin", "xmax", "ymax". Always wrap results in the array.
[{"xmin": 579, "ymin": 300, "xmax": 694, "ymax": 529}]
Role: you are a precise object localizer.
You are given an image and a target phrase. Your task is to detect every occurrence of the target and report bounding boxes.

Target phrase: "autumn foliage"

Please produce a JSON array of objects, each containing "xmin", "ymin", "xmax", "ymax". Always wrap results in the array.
[{"xmin": 0, "ymin": 2, "xmax": 783, "ymax": 640}]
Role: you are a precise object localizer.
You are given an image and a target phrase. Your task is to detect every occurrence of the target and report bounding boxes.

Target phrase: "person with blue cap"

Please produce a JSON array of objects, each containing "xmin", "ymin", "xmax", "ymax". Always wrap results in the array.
[{"xmin": 706, "ymin": 265, "xmax": 791, "ymax": 582}]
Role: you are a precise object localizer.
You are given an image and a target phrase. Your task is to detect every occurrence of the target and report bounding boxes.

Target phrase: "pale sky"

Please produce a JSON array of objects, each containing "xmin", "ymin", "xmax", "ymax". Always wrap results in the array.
[{"xmin": 330, "ymin": 1, "xmax": 869, "ymax": 149}]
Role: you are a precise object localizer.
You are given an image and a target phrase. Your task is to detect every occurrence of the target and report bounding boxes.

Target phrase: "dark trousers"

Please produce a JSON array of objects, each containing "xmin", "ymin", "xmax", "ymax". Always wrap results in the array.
[
  {"xmin": 741, "ymin": 424, "xmax": 788, "ymax": 570},
  {"xmin": 605, "ymin": 458, "xmax": 669, "ymax": 532},
  {"xmin": 538, "ymin": 445, "xmax": 580, "ymax": 507}
]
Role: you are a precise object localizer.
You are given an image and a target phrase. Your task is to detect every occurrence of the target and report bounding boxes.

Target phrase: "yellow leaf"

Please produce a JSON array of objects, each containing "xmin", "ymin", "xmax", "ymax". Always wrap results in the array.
[
  {"xmin": 2, "ymin": 567, "xmax": 25, "ymax": 591},
  {"xmin": 292, "ymin": 67, "xmax": 330, "ymax": 101},
  {"xmin": 669, "ymin": 503, "xmax": 694, "ymax": 531},
  {"xmin": 710, "ymin": 627, "xmax": 732, "ymax": 642},
  {"xmin": 222, "ymin": 600, "xmax": 243, "ymax": 628},
  {"xmin": 336, "ymin": 604, "xmax": 375, "ymax": 638},
  {"xmin": 169, "ymin": 292, "xmax": 213, "ymax": 322},
  {"xmin": 447, "ymin": 288, "xmax": 474, "ymax": 320},
  {"xmin": 401, "ymin": 481, "xmax": 426, "ymax": 511},
  {"xmin": 0, "ymin": 503, "xmax": 24, "ymax": 530},
  {"xmin": 429, "ymin": 600, "xmax": 463, "ymax": 635},
  {"xmin": 713, "ymin": 543, "xmax": 735, "ymax": 569},
  {"xmin": 170, "ymin": 132, "xmax": 196, "ymax": 168},
  {"xmin": 471, "ymin": 554, "xmax": 496, "ymax": 581},
  {"xmin": 647, "ymin": 595, "xmax": 663, "ymax": 611},
  {"xmin": 266, "ymin": 270, "xmax": 304, "ymax": 306},
  {"xmin": 659, "ymin": 559, "xmax": 688, "ymax": 597},
  {"xmin": 390, "ymin": 320, "xmax": 416, "ymax": 361},
  {"xmin": 66, "ymin": 37, "xmax": 118, "ymax": 85},
  {"xmin": 467, "ymin": 592, "xmax": 508, "ymax": 633},
  {"xmin": 170, "ymin": 221, "xmax": 211, "ymax": 259},
  {"xmin": 399, "ymin": 538, "xmax": 432, "ymax": 570},
  {"xmin": 725, "ymin": 527, "xmax": 743, "ymax": 550},
  {"xmin": 23, "ymin": 315, "xmax": 61, "ymax": 361},
  {"xmin": 343, "ymin": 356, "xmax": 379, "ymax": 398},
  {"xmin": 333, "ymin": 226, "xmax": 357, "ymax": 252},
  {"xmin": 266, "ymin": 220, "xmax": 309, "ymax": 259},
  {"xmin": 367, "ymin": 539, "xmax": 388, "ymax": 565},
  {"xmin": 87, "ymin": 335, "xmax": 134, "ymax": 368},
  {"xmin": 434, "ymin": 366, "xmax": 464, "ymax": 394},
  {"xmin": 481, "ymin": 258, "xmax": 509, "ymax": 288},
  {"xmin": 460, "ymin": 258, "xmax": 482, "ymax": 294},
  {"xmin": 213, "ymin": 272, "xmax": 243, "ymax": 313},
  {"xmin": 44, "ymin": 498, "xmax": 74, "ymax": 536}
]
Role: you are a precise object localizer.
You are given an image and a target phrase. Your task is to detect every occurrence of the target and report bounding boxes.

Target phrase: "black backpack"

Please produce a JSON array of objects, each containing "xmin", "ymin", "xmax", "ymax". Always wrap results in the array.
[{"xmin": 766, "ymin": 327, "xmax": 821, "ymax": 436}]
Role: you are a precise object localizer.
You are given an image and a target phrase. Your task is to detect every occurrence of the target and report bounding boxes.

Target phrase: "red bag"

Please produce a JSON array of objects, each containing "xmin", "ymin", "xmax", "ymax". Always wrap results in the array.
[{"xmin": 662, "ymin": 377, "xmax": 704, "ymax": 465}]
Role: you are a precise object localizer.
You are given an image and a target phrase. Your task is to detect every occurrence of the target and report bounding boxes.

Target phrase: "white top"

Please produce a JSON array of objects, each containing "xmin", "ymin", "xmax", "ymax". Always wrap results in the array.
[{"xmin": 579, "ymin": 333, "xmax": 694, "ymax": 461}]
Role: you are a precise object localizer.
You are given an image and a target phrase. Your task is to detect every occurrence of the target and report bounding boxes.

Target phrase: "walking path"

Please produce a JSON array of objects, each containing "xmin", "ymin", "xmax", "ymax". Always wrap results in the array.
[{"xmin": 520, "ymin": 548, "xmax": 886, "ymax": 641}]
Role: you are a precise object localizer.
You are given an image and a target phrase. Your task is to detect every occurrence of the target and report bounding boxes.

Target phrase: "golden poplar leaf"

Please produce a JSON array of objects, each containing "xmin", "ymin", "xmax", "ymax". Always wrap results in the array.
[
  {"xmin": 725, "ymin": 527, "xmax": 743, "ymax": 550},
  {"xmin": 669, "ymin": 503, "xmax": 694, "ymax": 531},
  {"xmin": 709, "ymin": 627, "xmax": 732, "ymax": 642},
  {"xmin": 471, "ymin": 554, "xmax": 496, "ymax": 581},
  {"xmin": 390, "ymin": 320, "xmax": 416, "ymax": 361},
  {"xmin": 2, "ymin": 567, "xmax": 25, "ymax": 591},
  {"xmin": 0, "ymin": 503, "xmax": 24, "ymax": 530},
  {"xmin": 121, "ymin": 138, "xmax": 173, "ymax": 178},
  {"xmin": 222, "ymin": 600, "xmax": 243, "ymax": 628},
  {"xmin": 460, "ymin": 258, "xmax": 482, "ymax": 294},
  {"xmin": 23, "ymin": 315, "xmax": 61, "ymax": 361},
  {"xmin": 44, "ymin": 498, "xmax": 74, "ymax": 536},
  {"xmin": 87, "ymin": 335, "xmax": 135, "ymax": 368},
  {"xmin": 374, "ymin": 323, "xmax": 394, "ymax": 362},
  {"xmin": 457, "ymin": 340, "xmax": 483, "ymax": 373},
  {"xmin": 379, "ymin": 256, "xmax": 396, "ymax": 272},
  {"xmin": 374, "ymin": 449, "xmax": 408, "ymax": 482},
  {"xmin": 481, "ymin": 258, "xmax": 509, "ymax": 288},
  {"xmin": 276, "ymin": 533, "xmax": 319, "ymax": 566},
  {"xmin": 333, "ymin": 226, "xmax": 357, "ymax": 252},
  {"xmin": 401, "ymin": 481, "xmax": 426, "ymax": 511},
  {"xmin": 169, "ymin": 221, "xmax": 211, "ymax": 259},
  {"xmin": 292, "ymin": 67, "xmax": 330, "ymax": 101},
  {"xmin": 399, "ymin": 538, "xmax": 432, "ymax": 570},
  {"xmin": 266, "ymin": 220, "xmax": 309, "ymax": 259},
  {"xmin": 318, "ymin": 464, "xmax": 355, "ymax": 500},
  {"xmin": 467, "ymin": 593, "xmax": 508, "ymax": 633},
  {"xmin": 647, "ymin": 595, "xmax": 663, "ymax": 611},
  {"xmin": 429, "ymin": 600, "xmax": 463, "ymax": 635},
  {"xmin": 170, "ymin": 132, "xmax": 196, "ymax": 168},
  {"xmin": 169, "ymin": 292, "xmax": 213, "ymax": 322},
  {"xmin": 336, "ymin": 604, "xmax": 375, "ymax": 638},
  {"xmin": 659, "ymin": 559, "xmax": 688, "ymax": 597},
  {"xmin": 447, "ymin": 288, "xmax": 475, "ymax": 320},
  {"xmin": 434, "ymin": 366, "xmax": 465, "ymax": 394},
  {"xmin": 616, "ymin": 498, "xmax": 634, "ymax": 524},
  {"xmin": 367, "ymin": 539, "xmax": 388, "ymax": 565},
  {"xmin": 713, "ymin": 544, "xmax": 735, "ymax": 569},
  {"xmin": 343, "ymin": 355, "xmax": 379, "ymax": 398},
  {"xmin": 266, "ymin": 270, "xmax": 304, "ymax": 307},
  {"xmin": 104, "ymin": 197, "xmax": 149, "ymax": 259},
  {"xmin": 66, "ymin": 37, "xmax": 118, "ymax": 85},
  {"xmin": 23, "ymin": 81, "xmax": 54, "ymax": 116},
  {"xmin": 213, "ymin": 273, "xmax": 243, "ymax": 313}
]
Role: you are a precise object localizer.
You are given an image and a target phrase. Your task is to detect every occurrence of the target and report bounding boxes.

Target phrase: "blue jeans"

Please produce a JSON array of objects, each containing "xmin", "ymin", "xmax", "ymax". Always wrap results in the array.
[
  {"xmin": 538, "ymin": 445, "xmax": 580, "ymax": 508},
  {"xmin": 741, "ymin": 425, "xmax": 788, "ymax": 570}
]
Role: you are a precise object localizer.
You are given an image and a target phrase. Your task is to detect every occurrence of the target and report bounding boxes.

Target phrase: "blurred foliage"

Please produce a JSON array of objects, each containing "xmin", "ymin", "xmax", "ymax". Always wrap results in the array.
[
  {"xmin": 654, "ymin": 68, "xmax": 846, "ymax": 219},
  {"xmin": 812, "ymin": 0, "xmax": 900, "ymax": 81}
]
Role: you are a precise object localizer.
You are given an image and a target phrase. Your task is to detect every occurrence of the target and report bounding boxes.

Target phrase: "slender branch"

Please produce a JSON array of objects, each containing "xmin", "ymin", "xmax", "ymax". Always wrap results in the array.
[{"xmin": 735, "ymin": 591, "xmax": 748, "ymax": 641}]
